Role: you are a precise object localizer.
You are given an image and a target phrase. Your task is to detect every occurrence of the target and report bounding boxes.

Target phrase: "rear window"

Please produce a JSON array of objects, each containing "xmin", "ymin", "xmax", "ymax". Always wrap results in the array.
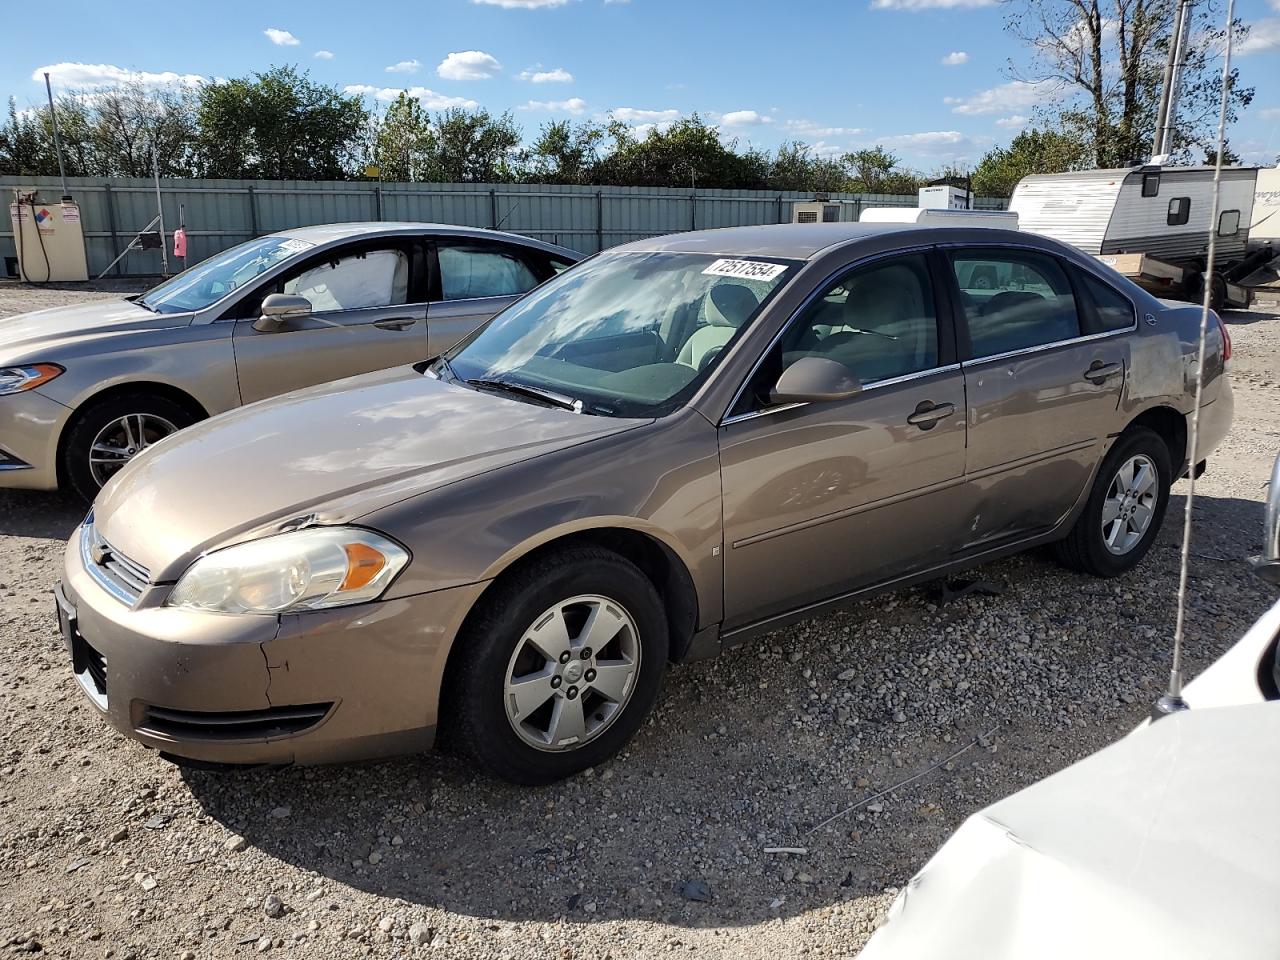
[
  {"xmin": 1079, "ymin": 273, "xmax": 1135, "ymax": 332},
  {"xmin": 951, "ymin": 250, "xmax": 1081, "ymax": 358}
]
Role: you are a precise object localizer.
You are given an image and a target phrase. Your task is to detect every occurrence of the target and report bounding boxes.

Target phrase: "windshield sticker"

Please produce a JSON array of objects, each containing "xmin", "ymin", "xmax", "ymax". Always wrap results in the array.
[
  {"xmin": 702, "ymin": 259, "xmax": 787, "ymax": 282},
  {"xmin": 278, "ymin": 238, "xmax": 315, "ymax": 254}
]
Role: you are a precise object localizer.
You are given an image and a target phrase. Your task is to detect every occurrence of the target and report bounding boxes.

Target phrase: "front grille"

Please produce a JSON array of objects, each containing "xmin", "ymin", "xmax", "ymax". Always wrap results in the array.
[
  {"xmin": 0, "ymin": 447, "xmax": 30, "ymax": 470},
  {"xmin": 81, "ymin": 521, "xmax": 151, "ymax": 606},
  {"xmin": 137, "ymin": 703, "xmax": 334, "ymax": 742},
  {"xmin": 71, "ymin": 631, "xmax": 108, "ymax": 707}
]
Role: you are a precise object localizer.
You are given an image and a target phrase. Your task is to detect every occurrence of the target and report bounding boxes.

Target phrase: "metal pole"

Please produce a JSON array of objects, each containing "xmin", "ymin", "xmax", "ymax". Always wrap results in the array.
[
  {"xmin": 152, "ymin": 146, "xmax": 169, "ymax": 277},
  {"xmin": 43, "ymin": 72, "xmax": 69, "ymax": 198},
  {"xmin": 1154, "ymin": 0, "xmax": 1194, "ymax": 158},
  {"xmin": 246, "ymin": 185, "xmax": 259, "ymax": 238},
  {"xmin": 103, "ymin": 183, "xmax": 123, "ymax": 277},
  {"xmin": 595, "ymin": 190, "xmax": 604, "ymax": 253}
]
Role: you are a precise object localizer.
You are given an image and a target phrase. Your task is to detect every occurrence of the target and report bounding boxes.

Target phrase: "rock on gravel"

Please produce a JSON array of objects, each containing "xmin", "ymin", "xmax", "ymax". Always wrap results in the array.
[{"xmin": 0, "ymin": 283, "xmax": 1276, "ymax": 959}]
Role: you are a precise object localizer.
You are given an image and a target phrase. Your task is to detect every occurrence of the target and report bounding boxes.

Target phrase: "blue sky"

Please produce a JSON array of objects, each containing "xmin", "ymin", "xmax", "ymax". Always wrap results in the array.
[{"xmin": 5, "ymin": 0, "xmax": 1279, "ymax": 170}]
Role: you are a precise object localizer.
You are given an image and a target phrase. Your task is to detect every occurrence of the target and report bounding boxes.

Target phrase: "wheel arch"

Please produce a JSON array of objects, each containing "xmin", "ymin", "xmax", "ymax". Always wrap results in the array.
[{"xmin": 1123, "ymin": 405, "xmax": 1187, "ymax": 475}]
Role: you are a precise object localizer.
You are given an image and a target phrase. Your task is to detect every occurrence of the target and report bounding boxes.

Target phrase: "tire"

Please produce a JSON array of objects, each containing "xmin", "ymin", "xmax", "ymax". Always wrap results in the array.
[
  {"xmin": 444, "ymin": 546, "xmax": 667, "ymax": 785},
  {"xmin": 62, "ymin": 393, "xmax": 197, "ymax": 503},
  {"xmin": 1053, "ymin": 426, "xmax": 1172, "ymax": 577}
]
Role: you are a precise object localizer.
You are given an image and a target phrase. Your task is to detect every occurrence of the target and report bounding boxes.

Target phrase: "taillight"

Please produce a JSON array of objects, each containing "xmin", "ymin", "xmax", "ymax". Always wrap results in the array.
[{"xmin": 1214, "ymin": 311, "xmax": 1232, "ymax": 362}]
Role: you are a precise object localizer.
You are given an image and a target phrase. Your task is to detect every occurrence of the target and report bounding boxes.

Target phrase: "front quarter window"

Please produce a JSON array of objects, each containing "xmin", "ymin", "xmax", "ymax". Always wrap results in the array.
[{"xmin": 445, "ymin": 251, "xmax": 796, "ymax": 417}]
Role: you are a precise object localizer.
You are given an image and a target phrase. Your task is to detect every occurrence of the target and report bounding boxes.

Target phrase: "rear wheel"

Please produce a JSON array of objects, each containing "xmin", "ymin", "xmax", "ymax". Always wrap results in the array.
[
  {"xmin": 444, "ymin": 546, "xmax": 667, "ymax": 784},
  {"xmin": 1053, "ymin": 426, "xmax": 1172, "ymax": 577},
  {"xmin": 62, "ymin": 394, "xmax": 196, "ymax": 503}
]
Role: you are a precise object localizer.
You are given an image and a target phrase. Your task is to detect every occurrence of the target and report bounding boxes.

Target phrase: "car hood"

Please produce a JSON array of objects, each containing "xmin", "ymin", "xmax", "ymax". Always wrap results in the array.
[
  {"xmin": 0, "ymin": 299, "xmax": 182, "ymax": 360},
  {"xmin": 92, "ymin": 366, "xmax": 646, "ymax": 581}
]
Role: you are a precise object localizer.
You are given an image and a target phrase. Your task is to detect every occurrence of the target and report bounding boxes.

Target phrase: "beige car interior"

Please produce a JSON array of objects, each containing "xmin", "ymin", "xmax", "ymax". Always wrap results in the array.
[
  {"xmin": 676, "ymin": 283, "xmax": 763, "ymax": 370},
  {"xmin": 284, "ymin": 249, "xmax": 410, "ymax": 311}
]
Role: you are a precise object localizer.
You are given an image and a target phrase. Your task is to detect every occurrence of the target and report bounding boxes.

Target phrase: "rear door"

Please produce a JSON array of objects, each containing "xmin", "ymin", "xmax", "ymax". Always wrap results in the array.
[
  {"xmin": 425, "ymin": 239, "xmax": 562, "ymax": 355},
  {"xmin": 945, "ymin": 246, "xmax": 1131, "ymax": 550},
  {"xmin": 231, "ymin": 239, "xmax": 428, "ymax": 403},
  {"xmin": 718, "ymin": 251, "xmax": 969, "ymax": 629}
]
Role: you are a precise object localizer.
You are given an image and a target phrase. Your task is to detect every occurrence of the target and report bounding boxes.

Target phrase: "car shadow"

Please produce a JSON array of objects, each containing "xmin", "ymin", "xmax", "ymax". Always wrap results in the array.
[
  {"xmin": 1220, "ymin": 307, "xmax": 1274, "ymax": 326},
  {"xmin": 0, "ymin": 490, "xmax": 83, "ymax": 540},
  {"xmin": 173, "ymin": 488, "xmax": 1272, "ymax": 929}
]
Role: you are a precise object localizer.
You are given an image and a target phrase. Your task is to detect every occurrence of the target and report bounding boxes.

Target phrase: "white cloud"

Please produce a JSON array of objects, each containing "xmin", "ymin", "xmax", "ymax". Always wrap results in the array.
[
  {"xmin": 1259, "ymin": 107, "xmax": 1280, "ymax": 121},
  {"xmin": 471, "ymin": 0, "xmax": 573, "ymax": 7},
  {"xmin": 385, "ymin": 59, "xmax": 422, "ymax": 74},
  {"xmin": 264, "ymin": 27, "xmax": 300, "ymax": 46},
  {"xmin": 344, "ymin": 84, "xmax": 480, "ymax": 109},
  {"xmin": 717, "ymin": 109, "xmax": 775, "ymax": 128},
  {"xmin": 995, "ymin": 114, "xmax": 1028, "ymax": 128},
  {"xmin": 871, "ymin": 0, "xmax": 994, "ymax": 8},
  {"xmin": 784, "ymin": 118, "xmax": 866, "ymax": 138},
  {"xmin": 1237, "ymin": 17, "xmax": 1280, "ymax": 55},
  {"xmin": 611, "ymin": 107, "xmax": 680, "ymax": 124},
  {"xmin": 809, "ymin": 141, "xmax": 848, "ymax": 159},
  {"xmin": 870, "ymin": 129, "xmax": 990, "ymax": 162},
  {"xmin": 518, "ymin": 66, "xmax": 574, "ymax": 83},
  {"xmin": 631, "ymin": 121, "xmax": 675, "ymax": 137},
  {"xmin": 314, "ymin": 50, "xmax": 334, "ymax": 60},
  {"xmin": 35, "ymin": 62, "xmax": 204, "ymax": 89},
  {"xmin": 941, "ymin": 51, "xmax": 969, "ymax": 66},
  {"xmin": 437, "ymin": 50, "xmax": 503, "ymax": 80},
  {"xmin": 947, "ymin": 79, "xmax": 1062, "ymax": 115},
  {"xmin": 520, "ymin": 97, "xmax": 588, "ymax": 115}
]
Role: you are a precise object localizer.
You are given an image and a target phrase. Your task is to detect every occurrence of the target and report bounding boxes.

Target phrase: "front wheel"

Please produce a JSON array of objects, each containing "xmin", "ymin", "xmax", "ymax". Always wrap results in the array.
[
  {"xmin": 1053, "ymin": 426, "xmax": 1172, "ymax": 577},
  {"xmin": 62, "ymin": 394, "xmax": 196, "ymax": 503},
  {"xmin": 444, "ymin": 546, "xmax": 668, "ymax": 784}
]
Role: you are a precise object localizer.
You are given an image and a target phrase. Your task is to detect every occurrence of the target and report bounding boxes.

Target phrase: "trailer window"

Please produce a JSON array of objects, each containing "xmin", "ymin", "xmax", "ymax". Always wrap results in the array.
[
  {"xmin": 1217, "ymin": 210, "xmax": 1241, "ymax": 237},
  {"xmin": 1141, "ymin": 173, "xmax": 1161, "ymax": 197},
  {"xmin": 1167, "ymin": 197, "xmax": 1191, "ymax": 226}
]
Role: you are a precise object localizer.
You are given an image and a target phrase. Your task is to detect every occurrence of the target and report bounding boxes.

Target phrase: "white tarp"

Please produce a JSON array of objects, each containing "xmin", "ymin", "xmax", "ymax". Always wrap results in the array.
[{"xmin": 859, "ymin": 700, "xmax": 1280, "ymax": 960}]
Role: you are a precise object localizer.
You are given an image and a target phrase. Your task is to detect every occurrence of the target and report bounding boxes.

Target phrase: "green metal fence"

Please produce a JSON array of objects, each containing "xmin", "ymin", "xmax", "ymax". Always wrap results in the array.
[{"xmin": 1, "ymin": 176, "xmax": 1008, "ymax": 278}]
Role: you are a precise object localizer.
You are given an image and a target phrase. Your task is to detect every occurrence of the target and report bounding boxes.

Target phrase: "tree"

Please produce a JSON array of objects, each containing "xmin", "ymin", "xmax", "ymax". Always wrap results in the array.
[
  {"xmin": 87, "ymin": 82, "xmax": 199, "ymax": 177},
  {"xmin": 372, "ymin": 92, "xmax": 436, "ymax": 181},
  {"xmin": 526, "ymin": 119, "xmax": 605, "ymax": 184},
  {"xmin": 971, "ymin": 127, "xmax": 1091, "ymax": 196},
  {"xmin": 843, "ymin": 146, "xmax": 900, "ymax": 193},
  {"xmin": 597, "ymin": 115, "xmax": 767, "ymax": 189},
  {"xmin": 1004, "ymin": 0, "xmax": 1253, "ymax": 167},
  {"xmin": 196, "ymin": 66, "xmax": 369, "ymax": 179},
  {"xmin": 432, "ymin": 108, "xmax": 523, "ymax": 182},
  {"xmin": 0, "ymin": 96, "xmax": 94, "ymax": 177}
]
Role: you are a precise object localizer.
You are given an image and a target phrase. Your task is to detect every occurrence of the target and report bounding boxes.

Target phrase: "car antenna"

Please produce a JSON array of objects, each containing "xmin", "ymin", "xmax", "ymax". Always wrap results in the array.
[{"xmin": 1152, "ymin": 0, "xmax": 1236, "ymax": 720}]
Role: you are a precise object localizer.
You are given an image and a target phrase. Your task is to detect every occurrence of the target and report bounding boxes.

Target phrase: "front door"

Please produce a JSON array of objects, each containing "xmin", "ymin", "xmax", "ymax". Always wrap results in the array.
[
  {"xmin": 945, "ymin": 247, "xmax": 1129, "ymax": 549},
  {"xmin": 233, "ymin": 242, "xmax": 427, "ymax": 403},
  {"xmin": 426, "ymin": 240, "xmax": 548, "ymax": 356},
  {"xmin": 719, "ymin": 252, "xmax": 968, "ymax": 630}
]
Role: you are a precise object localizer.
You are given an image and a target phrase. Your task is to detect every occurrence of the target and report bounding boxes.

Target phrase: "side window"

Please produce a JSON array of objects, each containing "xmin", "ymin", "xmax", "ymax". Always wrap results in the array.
[
  {"xmin": 549, "ymin": 256, "xmax": 577, "ymax": 275},
  {"xmin": 1167, "ymin": 197, "xmax": 1191, "ymax": 226},
  {"xmin": 1079, "ymin": 272, "xmax": 1136, "ymax": 333},
  {"xmin": 1218, "ymin": 210, "xmax": 1241, "ymax": 237},
  {"xmin": 1141, "ymin": 172, "xmax": 1161, "ymax": 197},
  {"xmin": 951, "ymin": 250, "xmax": 1081, "ymax": 358},
  {"xmin": 736, "ymin": 254, "xmax": 939, "ymax": 414},
  {"xmin": 437, "ymin": 243, "xmax": 540, "ymax": 300},
  {"xmin": 283, "ymin": 249, "xmax": 408, "ymax": 312}
]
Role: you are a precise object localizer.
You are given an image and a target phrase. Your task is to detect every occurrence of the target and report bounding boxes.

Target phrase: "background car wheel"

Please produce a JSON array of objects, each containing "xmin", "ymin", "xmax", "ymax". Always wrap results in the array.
[
  {"xmin": 444, "ymin": 546, "xmax": 667, "ymax": 785},
  {"xmin": 1053, "ymin": 426, "xmax": 1172, "ymax": 577},
  {"xmin": 62, "ymin": 394, "xmax": 197, "ymax": 503}
]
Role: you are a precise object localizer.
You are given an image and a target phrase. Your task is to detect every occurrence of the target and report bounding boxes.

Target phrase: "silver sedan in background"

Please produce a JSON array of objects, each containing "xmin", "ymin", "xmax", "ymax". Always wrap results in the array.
[{"xmin": 0, "ymin": 223, "xmax": 579, "ymax": 500}]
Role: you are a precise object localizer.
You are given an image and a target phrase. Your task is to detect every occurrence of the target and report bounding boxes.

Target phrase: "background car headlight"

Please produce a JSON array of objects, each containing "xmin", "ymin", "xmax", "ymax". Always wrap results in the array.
[
  {"xmin": 167, "ymin": 527, "xmax": 409, "ymax": 614},
  {"xmin": 0, "ymin": 364, "xmax": 63, "ymax": 396}
]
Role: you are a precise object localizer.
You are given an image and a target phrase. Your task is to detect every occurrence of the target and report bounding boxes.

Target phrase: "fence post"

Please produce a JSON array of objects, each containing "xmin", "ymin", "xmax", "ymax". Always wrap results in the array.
[
  {"xmin": 854, "ymin": 197, "xmax": 862, "ymax": 221},
  {"xmin": 489, "ymin": 189, "xmax": 498, "ymax": 229},
  {"xmin": 103, "ymin": 183, "xmax": 123, "ymax": 277},
  {"xmin": 374, "ymin": 185, "xmax": 383, "ymax": 220},
  {"xmin": 690, "ymin": 192, "xmax": 696, "ymax": 231},
  {"xmin": 595, "ymin": 191, "xmax": 604, "ymax": 253},
  {"xmin": 776, "ymin": 194, "xmax": 784, "ymax": 224},
  {"xmin": 246, "ymin": 185, "xmax": 259, "ymax": 237}
]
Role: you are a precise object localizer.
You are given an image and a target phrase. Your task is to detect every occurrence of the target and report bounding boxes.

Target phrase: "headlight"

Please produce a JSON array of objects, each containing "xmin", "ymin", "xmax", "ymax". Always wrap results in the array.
[
  {"xmin": 0, "ymin": 364, "xmax": 63, "ymax": 396},
  {"xmin": 167, "ymin": 527, "xmax": 409, "ymax": 614}
]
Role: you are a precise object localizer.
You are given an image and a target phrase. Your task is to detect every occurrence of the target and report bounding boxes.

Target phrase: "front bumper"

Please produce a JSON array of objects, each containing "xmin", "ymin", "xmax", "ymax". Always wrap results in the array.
[
  {"xmin": 59, "ymin": 529, "xmax": 488, "ymax": 765},
  {"xmin": 0, "ymin": 389, "xmax": 69, "ymax": 490}
]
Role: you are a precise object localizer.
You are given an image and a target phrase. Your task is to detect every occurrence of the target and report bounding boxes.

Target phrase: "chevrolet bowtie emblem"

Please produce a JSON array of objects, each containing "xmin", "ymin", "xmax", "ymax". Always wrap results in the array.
[{"xmin": 90, "ymin": 541, "xmax": 110, "ymax": 566}]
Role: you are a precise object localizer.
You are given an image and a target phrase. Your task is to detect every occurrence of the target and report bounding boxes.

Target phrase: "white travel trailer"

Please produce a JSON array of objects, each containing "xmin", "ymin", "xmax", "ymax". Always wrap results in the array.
[{"xmin": 1010, "ymin": 166, "xmax": 1261, "ymax": 308}]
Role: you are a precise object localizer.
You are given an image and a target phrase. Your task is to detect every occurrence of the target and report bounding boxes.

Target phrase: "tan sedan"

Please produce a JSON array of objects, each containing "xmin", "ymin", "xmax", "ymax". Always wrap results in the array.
[
  {"xmin": 56, "ymin": 223, "xmax": 1233, "ymax": 783},
  {"xmin": 0, "ymin": 223, "xmax": 578, "ymax": 500}
]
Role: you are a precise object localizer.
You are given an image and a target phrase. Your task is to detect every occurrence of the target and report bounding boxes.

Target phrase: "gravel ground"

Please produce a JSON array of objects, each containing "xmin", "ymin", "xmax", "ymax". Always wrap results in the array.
[{"xmin": 1, "ymin": 281, "xmax": 1277, "ymax": 959}]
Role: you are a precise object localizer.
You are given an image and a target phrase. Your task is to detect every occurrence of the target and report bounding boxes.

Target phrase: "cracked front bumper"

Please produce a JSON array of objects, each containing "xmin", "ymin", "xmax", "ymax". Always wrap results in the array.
[{"xmin": 59, "ymin": 528, "xmax": 488, "ymax": 766}]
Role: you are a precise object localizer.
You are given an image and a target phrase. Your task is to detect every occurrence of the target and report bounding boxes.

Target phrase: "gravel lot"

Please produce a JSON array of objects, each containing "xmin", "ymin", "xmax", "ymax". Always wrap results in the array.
[{"xmin": 1, "ymin": 281, "xmax": 1277, "ymax": 959}]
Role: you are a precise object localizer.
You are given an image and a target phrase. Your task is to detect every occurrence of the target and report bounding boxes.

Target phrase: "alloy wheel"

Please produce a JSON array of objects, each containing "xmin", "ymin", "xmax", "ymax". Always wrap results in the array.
[
  {"xmin": 88, "ymin": 413, "xmax": 178, "ymax": 488},
  {"xmin": 1101, "ymin": 453, "xmax": 1159, "ymax": 555},
  {"xmin": 503, "ymin": 594, "xmax": 641, "ymax": 752}
]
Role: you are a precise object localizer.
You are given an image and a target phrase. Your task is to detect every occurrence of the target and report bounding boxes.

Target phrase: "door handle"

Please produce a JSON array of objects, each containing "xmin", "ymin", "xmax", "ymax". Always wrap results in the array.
[
  {"xmin": 373, "ymin": 317, "xmax": 417, "ymax": 331},
  {"xmin": 1083, "ymin": 360, "xmax": 1122, "ymax": 383},
  {"xmin": 906, "ymin": 401, "xmax": 956, "ymax": 430}
]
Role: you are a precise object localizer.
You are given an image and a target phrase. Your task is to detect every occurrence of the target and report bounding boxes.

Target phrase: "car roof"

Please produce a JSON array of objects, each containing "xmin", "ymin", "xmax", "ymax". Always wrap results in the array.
[
  {"xmin": 609, "ymin": 222, "xmax": 1029, "ymax": 261},
  {"xmin": 270, "ymin": 221, "xmax": 580, "ymax": 257}
]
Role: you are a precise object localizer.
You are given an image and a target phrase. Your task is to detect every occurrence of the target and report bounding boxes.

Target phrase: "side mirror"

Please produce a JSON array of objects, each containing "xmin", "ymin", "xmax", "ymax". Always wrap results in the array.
[
  {"xmin": 1251, "ymin": 453, "xmax": 1280, "ymax": 586},
  {"xmin": 770, "ymin": 356, "xmax": 862, "ymax": 405},
  {"xmin": 253, "ymin": 293, "xmax": 313, "ymax": 332}
]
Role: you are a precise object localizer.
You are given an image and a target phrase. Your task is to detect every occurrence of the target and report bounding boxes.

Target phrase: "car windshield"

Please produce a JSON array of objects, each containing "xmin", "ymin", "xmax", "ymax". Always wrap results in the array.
[
  {"xmin": 444, "ymin": 251, "xmax": 798, "ymax": 417},
  {"xmin": 137, "ymin": 236, "xmax": 315, "ymax": 314}
]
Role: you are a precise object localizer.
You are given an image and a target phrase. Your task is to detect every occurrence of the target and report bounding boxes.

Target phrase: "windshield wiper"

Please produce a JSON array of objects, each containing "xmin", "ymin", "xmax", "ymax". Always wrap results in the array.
[{"xmin": 467, "ymin": 377, "xmax": 582, "ymax": 413}]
